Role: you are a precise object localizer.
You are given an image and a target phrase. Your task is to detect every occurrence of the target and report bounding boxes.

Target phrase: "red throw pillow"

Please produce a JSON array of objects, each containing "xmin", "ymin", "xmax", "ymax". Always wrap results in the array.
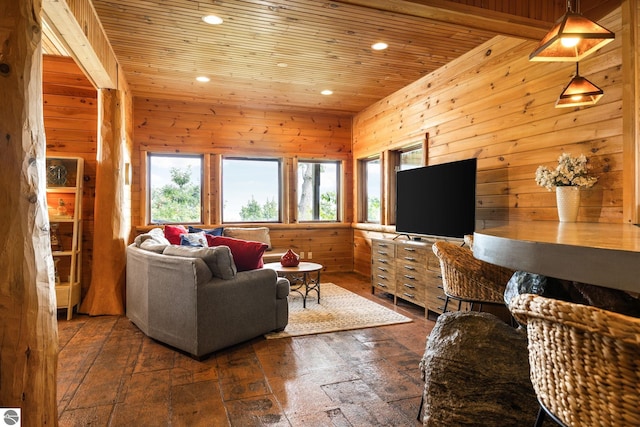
[
  {"xmin": 206, "ymin": 235, "xmax": 267, "ymax": 271},
  {"xmin": 164, "ymin": 224, "xmax": 187, "ymax": 245}
]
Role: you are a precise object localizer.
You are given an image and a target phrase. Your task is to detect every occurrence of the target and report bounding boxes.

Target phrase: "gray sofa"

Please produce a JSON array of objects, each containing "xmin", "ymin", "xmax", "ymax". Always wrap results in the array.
[{"xmin": 126, "ymin": 243, "xmax": 290, "ymax": 358}]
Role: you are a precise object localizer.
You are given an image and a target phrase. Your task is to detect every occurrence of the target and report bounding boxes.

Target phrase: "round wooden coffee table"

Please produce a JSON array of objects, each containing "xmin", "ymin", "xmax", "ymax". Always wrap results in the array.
[{"xmin": 264, "ymin": 261, "xmax": 323, "ymax": 308}]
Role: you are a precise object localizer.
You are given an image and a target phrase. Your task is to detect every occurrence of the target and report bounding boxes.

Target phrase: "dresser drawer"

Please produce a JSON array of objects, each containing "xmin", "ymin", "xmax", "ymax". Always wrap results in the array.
[
  {"xmin": 396, "ymin": 243, "xmax": 428, "ymax": 263},
  {"xmin": 396, "ymin": 266, "xmax": 426, "ymax": 305},
  {"xmin": 373, "ymin": 280, "xmax": 396, "ymax": 294},
  {"xmin": 426, "ymin": 293, "xmax": 447, "ymax": 314},
  {"xmin": 372, "ymin": 240, "xmax": 395, "ymax": 257},
  {"xmin": 373, "ymin": 266, "xmax": 395, "ymax": 291},
  {"xmin": 397, "ymin": 279, "xmax": 425, "ymax": 301},
  {"xmin": 396, "ymin": 260, "xmax": 427, "ymax": 279},
  {"xmin": 396, "ymin": 282, "xmax": 425, "ymax": 307}
]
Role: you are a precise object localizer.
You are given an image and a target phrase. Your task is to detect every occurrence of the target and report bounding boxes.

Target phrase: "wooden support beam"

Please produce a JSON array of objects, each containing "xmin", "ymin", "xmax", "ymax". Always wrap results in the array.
[
  {"xmin": 43, "ymin": 0, "xmax": 117, "ymax": 89},
  {"xmin": 622, "ymin": 0, "xmax": 640, "ymax": 224},
  {"xmin": 0, "ymin": 0, "xmax": 59, "ymax": 424},
  {"xmin": 80, "ymin": 88, "xmax": 126, "ymax": 315},
  {"xmin": 334, "ymin": 0, "xmax": 552, "ymax": 40}
]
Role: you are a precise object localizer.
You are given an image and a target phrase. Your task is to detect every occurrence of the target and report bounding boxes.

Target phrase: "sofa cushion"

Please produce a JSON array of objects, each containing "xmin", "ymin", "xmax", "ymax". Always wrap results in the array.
[
  {"xmin": 180, "ymin": 231, "xmax": 208, "ymax": 247},
  {"xmin": 206, "ymin": 235, "xmax": 268, "ymax": 272},
  {"xmin": 163, "ymin": 245, "xmax": 237, "ymax": 279},
  {"xmin": 164, "ymin": 224, "xmax": 188, "ymax": 245},
  {"xmin": 188, "ymin": 225, "xmax": 224, "ymax": 236},
  {"xmin": 223, "ymin": 227, "xmax": 272, "ymax": 250}
]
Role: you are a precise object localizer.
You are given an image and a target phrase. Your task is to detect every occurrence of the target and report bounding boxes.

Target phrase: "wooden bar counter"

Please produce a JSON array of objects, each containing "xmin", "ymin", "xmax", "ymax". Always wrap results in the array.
[{"xmin": 473, "ymin": 221, "xmax": 640, "ymax": 294}]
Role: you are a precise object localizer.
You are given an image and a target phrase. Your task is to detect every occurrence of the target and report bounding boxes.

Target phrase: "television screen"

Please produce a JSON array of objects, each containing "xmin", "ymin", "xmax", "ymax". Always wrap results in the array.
[{"xmin": 395, "ymin": 158, "xmax": 477, "ymax": 238}]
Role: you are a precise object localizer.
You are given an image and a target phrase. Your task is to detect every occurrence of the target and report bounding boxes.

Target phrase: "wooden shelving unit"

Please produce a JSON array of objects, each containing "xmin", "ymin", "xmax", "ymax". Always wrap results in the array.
[{"xmin": 47, "ymin": 156, "xmax": 84, "ymax": 320}]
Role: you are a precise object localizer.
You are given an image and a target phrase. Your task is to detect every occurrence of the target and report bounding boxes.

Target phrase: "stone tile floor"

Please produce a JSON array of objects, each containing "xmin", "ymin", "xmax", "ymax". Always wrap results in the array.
[{"xmin": 57, "ymin": 272, "xmax": 434, "ymax": 426}]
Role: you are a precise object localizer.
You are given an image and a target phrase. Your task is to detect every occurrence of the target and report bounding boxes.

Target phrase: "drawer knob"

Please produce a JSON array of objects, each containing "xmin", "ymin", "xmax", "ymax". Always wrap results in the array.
[
  {"xmin": 403, "ymin": 274, "xmax": 415, "ymax": 280},
  {"xmin": 403, "ymin": 248, "xmax": 416, "ymax": 252},
  {"xmin": 377, "ymin": 259, "xmax": 387, "ymax": 264},
  {"xmin": 377, "ymin": 274, "xmax": 387, "ymax": 280},
  {"xmin": 403, "ymin": 292, "xmax": 415, "ymax": 299},
  {"xmin": 403, "ymin": 283, "xmax": 415, "ymax": 289},
  {"xmin": 377, "ymin": 283, "xmax": 387, "ymax": 288},
  {"xmin": 404, "ymin": 256, "xmax": 416, "ymax": 261},
  {"xmin": 377, "ymin": 267, "xmax": 387, "ymax": 272},
  {"xmin": 404, "ymin": 266, "xmax": 416, "ymax": 271}
]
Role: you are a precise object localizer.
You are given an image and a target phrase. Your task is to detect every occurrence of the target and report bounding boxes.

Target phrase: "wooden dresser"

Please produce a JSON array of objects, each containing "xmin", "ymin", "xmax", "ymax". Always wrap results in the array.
[{"xmin": 371, "ymin": 236, "xmax": 463, "ymax": 317}]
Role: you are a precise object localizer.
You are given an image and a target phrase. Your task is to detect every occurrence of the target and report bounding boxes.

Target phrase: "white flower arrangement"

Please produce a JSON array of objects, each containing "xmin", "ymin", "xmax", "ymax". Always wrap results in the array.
[{"xmin": 535, "ymin": 153, "xmax": 598, "ymax": 191}]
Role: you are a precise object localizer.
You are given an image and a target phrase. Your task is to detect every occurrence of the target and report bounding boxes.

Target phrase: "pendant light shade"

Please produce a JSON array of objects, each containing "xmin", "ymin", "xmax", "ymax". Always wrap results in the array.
[
  {"xmin": 529, "ymin": 1, "xmax": 614, "ymax": 62},
  {"xmin": 555, "ymin": 63, "xmax": 603, "ymax": 108}
]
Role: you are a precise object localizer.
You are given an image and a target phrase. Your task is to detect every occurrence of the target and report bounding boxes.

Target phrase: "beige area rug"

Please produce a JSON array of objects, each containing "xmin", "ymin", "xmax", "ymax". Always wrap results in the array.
[{"xmin": 265, "ymin": 282, "xmax": 412, "ymax": 339}]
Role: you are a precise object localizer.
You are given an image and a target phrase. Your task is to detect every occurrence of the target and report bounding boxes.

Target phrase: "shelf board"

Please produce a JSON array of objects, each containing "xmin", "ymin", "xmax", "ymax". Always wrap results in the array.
[
  {"xmin": 46, "ymin": 187, "xmax": 78, "ymax": 193},
  {"xmin": 52, "ymin": 250, "xmax": 75, "ymax": 256},
  {"xmin": 50, "ymin": 216, "xmax": 75, "ymax": 222}
]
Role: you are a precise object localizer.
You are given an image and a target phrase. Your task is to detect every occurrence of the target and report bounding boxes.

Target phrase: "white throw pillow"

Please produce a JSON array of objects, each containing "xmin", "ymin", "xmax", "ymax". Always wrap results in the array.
[{"xmin": 134, "ymin": 227, "xmax": 170, "ymax": 252}]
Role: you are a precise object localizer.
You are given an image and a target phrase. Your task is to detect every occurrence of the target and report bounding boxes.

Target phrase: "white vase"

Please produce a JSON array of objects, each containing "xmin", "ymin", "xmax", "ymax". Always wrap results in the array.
[{"xmin": 556, "ymin": 186, "xmax": 580, "ymax": 222}]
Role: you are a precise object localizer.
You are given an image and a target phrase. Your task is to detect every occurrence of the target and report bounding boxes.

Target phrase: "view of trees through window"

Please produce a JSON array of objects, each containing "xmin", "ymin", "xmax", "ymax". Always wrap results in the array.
[
  {"xmin": 223, "ymin": 158, "xmax": 281, "ymax": 222},
  {"xmin": 365, "ymin": 158, "xmax": 381, "ymax": 223},
  {"xmin": 400, "ymin": 146, "xmax": 423, "ymax": 170},
  {"xmin": 148, "ymin": 154, "xmax": 202, "ymax": 223},
  {"xmin": 298, "ymin": 161, "xmax": 339, "ymax": 221},
  {"xmin": 148, "ymin": 155, "xmax": 342, "ymax": 224}
]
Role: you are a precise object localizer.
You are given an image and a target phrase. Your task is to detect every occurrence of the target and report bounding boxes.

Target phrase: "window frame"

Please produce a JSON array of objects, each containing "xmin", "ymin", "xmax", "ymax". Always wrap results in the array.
[
  {"xmin": 296, "ymin": 159, "xmax": 341, "ymax": 223},
  {"xmin": 221, "ymin": 156, "xmax": 283, "ymax": 224},
  {"xmin": 359, "ymin": 155, "xmax": 382, "ymax": 224},
  {"xmin": 146, "ymin": 152, "xmax": 204, "ymax": 225},
  {"xmin": 388, "ymin": 141, "xmax": 427, "ymax": 226}
]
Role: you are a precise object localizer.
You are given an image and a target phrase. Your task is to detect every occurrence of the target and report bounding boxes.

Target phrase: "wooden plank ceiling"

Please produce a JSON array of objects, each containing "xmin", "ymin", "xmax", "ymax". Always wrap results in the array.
[{"xmin": 82, "ymin": 0, "xmax": 611, "ymax": 114}]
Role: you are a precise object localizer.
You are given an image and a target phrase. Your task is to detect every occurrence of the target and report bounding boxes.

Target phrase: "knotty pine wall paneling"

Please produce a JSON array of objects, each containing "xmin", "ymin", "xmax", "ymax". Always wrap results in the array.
[
  {"xmin": 352, "ymin": 9, "xmax": 623, "ymax": 276},
  {"xmin": 133, "ymin": 97, "xmax": 354, "ymax": 272},
  {"xmin": 43, "ymin": 54, "xmax": 97, "ymax": 294}
]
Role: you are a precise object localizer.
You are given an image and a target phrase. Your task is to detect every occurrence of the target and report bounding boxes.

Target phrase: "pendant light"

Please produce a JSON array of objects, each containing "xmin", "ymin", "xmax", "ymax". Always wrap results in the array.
[
  {"xmin": 555, "ymin": 63, "xmax": 603, "ymax": 108},
  {"xmin": 530, "ymin": 0, "xmax": 614, "ymax": 62}
]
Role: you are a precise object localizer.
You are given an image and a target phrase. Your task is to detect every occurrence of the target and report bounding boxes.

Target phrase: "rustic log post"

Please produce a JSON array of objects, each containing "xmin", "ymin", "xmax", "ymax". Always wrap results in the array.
[
  {"xmin": 80, "ymin": 88, "xmax": 127, "ymax": 315},
  {"xmin": 0, "ymin": 0, "xmax": 59, "ymax": 425}
]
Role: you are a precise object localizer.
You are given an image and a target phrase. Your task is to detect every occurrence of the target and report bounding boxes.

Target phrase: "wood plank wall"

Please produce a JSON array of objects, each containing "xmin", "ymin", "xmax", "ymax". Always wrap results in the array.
[
  {"xmin": 132, "ymin": 98, "xmax": 355, "ymax": 272},
  {"xmin": 352, "ymin": 9, "xmax": 623, "ymax": 276},
  {"xmin": 43, "ymin": 55, "xmax": 97, "ymax": 293}
]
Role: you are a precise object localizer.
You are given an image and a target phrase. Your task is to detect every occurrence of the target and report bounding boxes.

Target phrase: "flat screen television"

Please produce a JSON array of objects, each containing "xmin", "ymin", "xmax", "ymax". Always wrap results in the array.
[{"xmin": 395, "ymin": 158, "xmax": 477, "ymax": 239}]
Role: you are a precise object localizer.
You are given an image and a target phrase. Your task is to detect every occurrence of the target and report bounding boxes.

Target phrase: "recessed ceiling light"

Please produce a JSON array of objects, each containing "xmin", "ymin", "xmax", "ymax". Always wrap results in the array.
[
  {"xmin": 371, "ymin": 42, "xmax": 388, "ymax": 51},
  {"xmin": 321, "ymin": 89, "xmax": 333, "ymax": 96},
  {"xmin": 202, "ymin": 15, "xmax": 223, "ymax": 25},
  {"xmin": 196, "ymin": 76, "xmax": 210, "ymax": 82},
  {"xmin": 277, "ymin": 62, "xmax": 288, "ymax": 68}
]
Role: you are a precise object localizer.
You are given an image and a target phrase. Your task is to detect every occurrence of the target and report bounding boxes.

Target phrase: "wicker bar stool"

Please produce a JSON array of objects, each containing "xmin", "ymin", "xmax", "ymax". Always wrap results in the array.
[
  {"xmin": 432, "ymin": 240, "xmax": 515, "ymax": 312},
  {"xmin": 509, "ymin": 293, "xmax": 640, "ymax": 427}
]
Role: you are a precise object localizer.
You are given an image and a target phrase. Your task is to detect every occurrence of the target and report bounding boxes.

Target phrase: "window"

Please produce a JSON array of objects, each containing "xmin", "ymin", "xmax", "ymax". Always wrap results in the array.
[
  {"xmin": 148, "ymin": 153, "xmax": 203, "ymax": 224},
  {"xmin": 363, "ymin": 157, "xmax": 381, "ymax": 223},
  {"xmin": 297, "ymin": 160, "xmax": 340, "ymax": 221},
  {"xmin": 222, "ymin": 158, "xmax": 281, "ymax": 222},
  {"xmin": 399, "ymin": 145, "xmax": 423, "ymax": 170}
]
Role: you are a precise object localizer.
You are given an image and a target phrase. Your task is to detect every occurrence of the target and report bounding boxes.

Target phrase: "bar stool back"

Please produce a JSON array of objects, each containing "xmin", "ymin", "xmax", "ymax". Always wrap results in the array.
[{"xmin": 510, "ymin": 293, "xmax": 640, "ymax": 427}]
